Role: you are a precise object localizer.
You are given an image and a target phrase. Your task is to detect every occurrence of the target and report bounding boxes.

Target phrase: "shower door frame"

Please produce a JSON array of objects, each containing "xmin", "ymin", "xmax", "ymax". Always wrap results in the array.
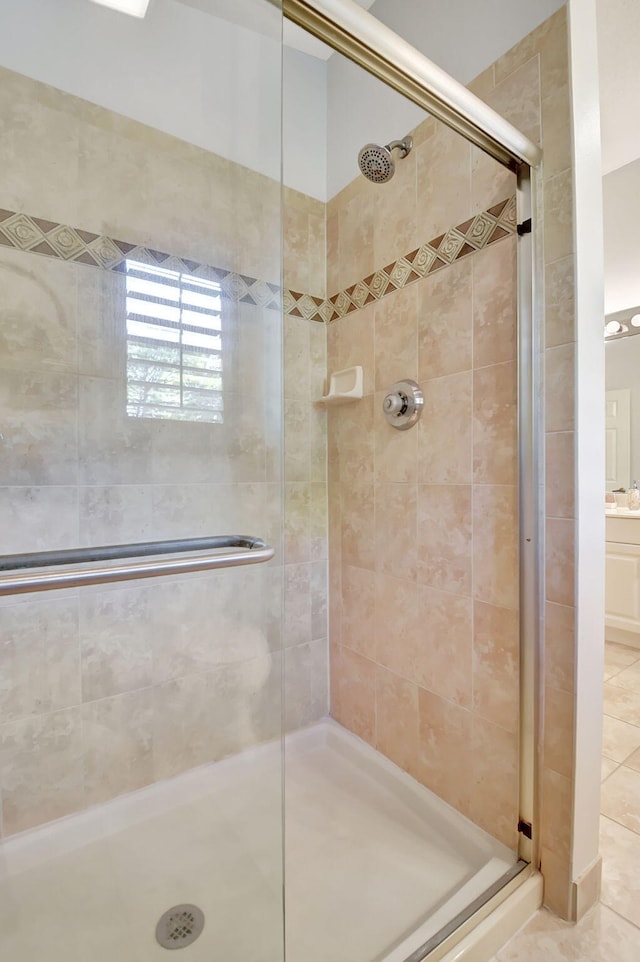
[{"xmin": 283, "ymin": 0, "xmax": 544, "ymax": 957}]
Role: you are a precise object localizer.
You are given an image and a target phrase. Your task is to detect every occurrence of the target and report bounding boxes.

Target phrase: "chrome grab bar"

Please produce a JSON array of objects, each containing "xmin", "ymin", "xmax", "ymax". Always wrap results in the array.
[{"xmin": 0, "ymin": 535, "xmax": 274, "ymax": 596}]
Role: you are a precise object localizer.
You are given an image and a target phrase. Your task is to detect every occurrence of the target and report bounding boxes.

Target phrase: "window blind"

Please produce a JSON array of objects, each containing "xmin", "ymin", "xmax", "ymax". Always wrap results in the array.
[{"xmin": 125, "ymin": 258, "xmax": 223, "ymax": 423}]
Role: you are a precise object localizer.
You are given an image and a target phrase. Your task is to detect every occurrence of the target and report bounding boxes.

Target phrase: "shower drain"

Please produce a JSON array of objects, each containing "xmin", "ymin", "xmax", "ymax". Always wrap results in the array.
[{"xmin": 155, "ymin": 904, "xmax": 205, "ymax": 950}]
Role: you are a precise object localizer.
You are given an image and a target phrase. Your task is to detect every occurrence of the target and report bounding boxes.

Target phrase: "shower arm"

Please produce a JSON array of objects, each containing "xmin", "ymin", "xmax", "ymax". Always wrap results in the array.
[
  {"xmin": 0, "ymin": 535, "xmax": 275, "ymax": 596},
  {"xmin": 385, "ymin": 139, "xmax": 411, "ymax": 157}
]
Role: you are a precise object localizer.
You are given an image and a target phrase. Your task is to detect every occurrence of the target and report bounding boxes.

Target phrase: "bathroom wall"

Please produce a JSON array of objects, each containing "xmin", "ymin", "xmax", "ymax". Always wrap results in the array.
[
  {"xmin": 0, "ymin": 65, "xmax": 327, "ymax": 836},
  {"xmin": 603, "ymin": 158, "xmax": 640, "ymax": 314},
  {"xmin": 326, "ymin": 6, "xmax": 582, "ymax": 915},
  {"xmin": 605, "ymin": 336, "xmax": 640, "ymax": 484}
]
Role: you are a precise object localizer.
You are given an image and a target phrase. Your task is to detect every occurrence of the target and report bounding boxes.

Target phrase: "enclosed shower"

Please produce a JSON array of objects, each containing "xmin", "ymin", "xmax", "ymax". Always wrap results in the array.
[{"xmin": 0, "ymin": 0, "xmax": 578, "ymax": 958}]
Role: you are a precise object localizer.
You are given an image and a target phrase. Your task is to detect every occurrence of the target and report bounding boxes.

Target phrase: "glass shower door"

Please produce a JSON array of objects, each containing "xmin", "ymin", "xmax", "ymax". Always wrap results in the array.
[{"xmin": 0, "ymin": 1, "xmax": 284, "ymax": 959}]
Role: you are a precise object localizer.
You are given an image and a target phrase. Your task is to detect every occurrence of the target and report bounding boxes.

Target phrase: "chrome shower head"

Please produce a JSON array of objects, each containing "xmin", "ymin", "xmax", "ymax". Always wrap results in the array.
[{"xmin": 357, "ymin": 136, "xmax": 413, "ymax": 183}]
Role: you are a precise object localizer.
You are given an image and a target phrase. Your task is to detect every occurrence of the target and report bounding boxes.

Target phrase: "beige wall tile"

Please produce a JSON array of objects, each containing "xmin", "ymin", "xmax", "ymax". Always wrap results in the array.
[
  {"xmin": 372, "ymin": 146, "xmax": 418, "ymax": 270},
  {"xmin": 417, "ymin": 484, "xmax": 472, "ymax": 595},
  {"xmin": 473, "ymin": 362, "xmax": 517, "ymax": 485},
  {"xmin": 473, "ymin": 485, "xmax": 519, "ymax": 609},
  {"xmin": 472, "ymin": 237, "xmax": 517, "ymax": 368},
  {"xmin": 544, "ymin": 169, "xmax": 574, "ymax": 266},
  {"xmin": 374, "ymin": 574, "xmax": 420, "ymax": 674},
  {"xmin": 484, "ymin": 55, "xmax": 541, "ymax": 142},
  {"xmin": 471, "ymin": 144, "xmax": 515, "ymax": 216},
  {"xmin": 330, "ymin": 645, "xmax": 376, "ymax": 744},
  {"xmin": 284, "ymin": 564, "xmax": 311, "ymax": 649},
  {"xmin": 284, "ymin": 314, "xmax": 311, "ymax": 402},
  {"xmin": 545, "ymin": 602, "xmax": 575, "ymax": 694},
  {"xmin": 0, "ymin": 369, "xmax": 78, "ymax": 485},
  {"xmin": 337, "ymin": 184, "xmax": 376, "ymax": 292},
  {"xmin": 310, "ymin": 562, "xmax": 328, "ymax": 642},
  {"xmin": 79, "ymin": 586, "xmax": 152, "ymax": 701},
  {"xmin": 0, "ymin": 486, "xmax": 78, "ymax": 554},
  {"xmin": 418, "ymin": 372, "xmax": 472, "ymax": 485},
  {"xmin": 374, "ymin": 284, "xmax": 419, "ymax": 390},
  {"xmin": 285, "ymin": 396, "xmax": 311, "ymax": 482},
  {"xmin": 375, "ymin": 667, "xmax": 419, "ymax": 776},
  {"xmin": 546, "ymin": 343, "xmax": 575, "ymax": 434},
  {"xmin": 546, "ymin": 432, "xmax": 575, "ymax": 520},
  {"xmin": 284, "ymin": 201, "xmax": 311, "ymax": 295},
  {"xmin": 0, "ymin": 599, "xmax": 80, "ymax": 725},
  {"xmin": 0, "ymin": 248, "xmax": 78, "ymax": 375},
  {"xmin": 375, "ymin": 482, "xmax": 418, "ymax": 580},
  {"xmin": 544, "ymin": 686, "xmax": 575, "ymax": 778},
  {"xmin": 416, "ymin": 125, "xmax": 472, "ymax": 243},
  {"xmin": 545, "ymin": 255, "xmax": 575, "ymax": 348},
  {"xmin": 79, "ymin": 485, "xmax": 153, "ymax": 546},
  {"xmin": 546, "ymin": 518, "xmax": 576, "ymax": 608},
  {"xmin": 332, "ymin": 303, "xmax": 375, "ymax": 396},
  {"xmin": 309, "ymin": 637, "xmax": 329, "ymax": 720},
  {"xmin": 471, "ymin": 715, "xmax": 519, "ymax": 849},
  {"xmin": 334, "ymin": 394, "xmax": 374, "ymax": 483},
  {"xmin": 418, "ymin": 258, "xmax": 473, "ymax": 380},
  {"xmin": 473, "ymin": 601, "xmax": 519, "ymax": 733},
  {"xmin": 541, "ymin": 84, "xmax": 572, "ymax": 180},
  {"xmin": 285, "ymin": 482, "xmax": 312, "ymax": 565},
  {"xmin": 540, "ymin": 845, "xmax": 572, "ymax": 919},
  {"xmin": 341, "ymin": 479, "xmax": 375, "ymax": 570},
  {"xmin": 541, "ymin": 767, "xmax": 572, "ymax": 860},
  {"xmin": 342, "ymin": 565, "xmax": 376, "ymax": 660},
  {"xmin": 417, "ymin": 688, "xmax": 472, "ymax": 817},
  {"xmin": 0, "ymin": 708, "xmax": 84, "ymax": 835},
  {"xmin": 82, "ymin": 689, "xmax": 153, "ymax": 806},
  {"xmin": 416, "ymin": 586, "xmax": 473, "ymax": 707}
]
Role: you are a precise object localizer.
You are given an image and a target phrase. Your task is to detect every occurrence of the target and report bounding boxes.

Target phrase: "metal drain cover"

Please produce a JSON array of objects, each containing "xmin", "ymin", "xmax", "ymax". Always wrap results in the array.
[{"xmin": 155, "ymin": 904, "xmax": 205, "ymax": 950}]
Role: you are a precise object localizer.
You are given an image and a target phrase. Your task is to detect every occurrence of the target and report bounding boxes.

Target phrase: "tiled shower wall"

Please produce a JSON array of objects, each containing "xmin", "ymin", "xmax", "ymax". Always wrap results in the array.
[
  {"xmin": 327, "ymin": 6, "xmax": 584, "ymax": 918},
  {"xmin": 282, "ymin": 187, "xmax": 329, "ymax": 730},
  {"xmin": 326, "ymin": 127, "xmax": 520, "ymax": 849},
  {"xmin": 0, "ymin": 66, "xmax": 328, "ymax": 836}
]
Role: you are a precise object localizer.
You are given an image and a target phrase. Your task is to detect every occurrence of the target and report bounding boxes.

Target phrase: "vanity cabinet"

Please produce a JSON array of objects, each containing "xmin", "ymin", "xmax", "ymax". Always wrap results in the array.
[{"xmin": 606, "ymin": 514, "xmax": 640, "ymax": 637}]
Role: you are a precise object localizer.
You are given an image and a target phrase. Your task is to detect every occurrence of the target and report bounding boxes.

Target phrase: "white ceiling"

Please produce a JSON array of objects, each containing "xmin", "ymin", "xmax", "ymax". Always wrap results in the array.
[{"xmin": 597, "ymin": 0, "xmax": 640, "ymax": 175}]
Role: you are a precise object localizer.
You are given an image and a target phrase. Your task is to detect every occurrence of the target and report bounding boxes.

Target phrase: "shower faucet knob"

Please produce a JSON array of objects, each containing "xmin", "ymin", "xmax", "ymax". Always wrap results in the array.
[
  {"xmin": 382, "ymin": 380, "xmax": 424, "ymax": 431},
  {"xmin": 383, "ymin": 394, "xmax": 404, "ymax": 415}
]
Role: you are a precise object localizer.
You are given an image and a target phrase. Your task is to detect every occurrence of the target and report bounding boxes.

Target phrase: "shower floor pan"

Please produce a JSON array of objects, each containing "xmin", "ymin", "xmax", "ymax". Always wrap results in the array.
[{"xmin": 0, "ymin": 719, "xmax": 515, "ymax": 962}]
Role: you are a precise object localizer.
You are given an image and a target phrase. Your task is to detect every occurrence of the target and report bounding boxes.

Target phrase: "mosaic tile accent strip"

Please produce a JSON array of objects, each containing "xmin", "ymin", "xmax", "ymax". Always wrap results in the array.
[
  {"xmin": 0, "ymin": 208, "xmax": 283, "ymax": 312},
  {"xmin": 323, "ymin": 195, "xmax": 517, "ymax": 322},
  {"xmin": 0, "ymin": 197, "xmax": 516, "ymax": 324}
]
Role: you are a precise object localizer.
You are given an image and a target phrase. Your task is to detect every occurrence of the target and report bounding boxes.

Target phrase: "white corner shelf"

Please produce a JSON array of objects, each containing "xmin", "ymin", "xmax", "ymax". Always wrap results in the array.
[{"xmin": 317, "ymin": 365, "xmax": 363, "ymax": 406}]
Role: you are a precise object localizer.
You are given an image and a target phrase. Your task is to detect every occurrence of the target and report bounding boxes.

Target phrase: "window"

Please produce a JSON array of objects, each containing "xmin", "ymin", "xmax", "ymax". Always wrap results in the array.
[{"xmin": 125, "ymin": 258, "xmax": 223, "ymax": 423}]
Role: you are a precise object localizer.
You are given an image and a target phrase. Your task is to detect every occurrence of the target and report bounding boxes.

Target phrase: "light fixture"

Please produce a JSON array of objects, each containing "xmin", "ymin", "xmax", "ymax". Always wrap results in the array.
[
  {"xmin": 631, "ymin": 314, "xmax": 640, "ymax": 328},
  {"xmin": 605, "ymin": 320, "xmax": 623, "ymax": 336},
  {"xmin": 89, "ymin": 0, "xmax": 151, "ymax": 17}
]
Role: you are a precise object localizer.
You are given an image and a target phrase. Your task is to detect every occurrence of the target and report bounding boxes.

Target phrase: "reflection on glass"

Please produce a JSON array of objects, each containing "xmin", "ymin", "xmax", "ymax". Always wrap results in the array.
[{"xmin": 125, "ymin": 259, "xmax": 223, "ymax": 423}]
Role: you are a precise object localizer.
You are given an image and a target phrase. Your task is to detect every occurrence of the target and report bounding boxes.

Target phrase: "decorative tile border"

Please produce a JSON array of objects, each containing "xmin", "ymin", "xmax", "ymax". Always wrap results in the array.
[
  {"xmin": 0, "ymin": 208, "xmax": 283, "ymax": 312},
  {"xmin": 0, "ymin": 197, "xmax": 515, "ymax": 325},
  {"xmin": 318, "ymin": 195, "xmax": 517, "ymax": 323}
]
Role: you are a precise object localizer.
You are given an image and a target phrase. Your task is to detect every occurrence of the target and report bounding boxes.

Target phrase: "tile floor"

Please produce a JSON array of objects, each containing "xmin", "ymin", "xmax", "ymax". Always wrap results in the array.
[{"xmin": 488, "ymin": 639, "xmax": 640, "ymax": 960}]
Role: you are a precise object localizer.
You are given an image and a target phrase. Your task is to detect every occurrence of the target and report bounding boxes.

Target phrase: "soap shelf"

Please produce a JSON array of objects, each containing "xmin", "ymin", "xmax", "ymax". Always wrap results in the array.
[{"xmin": 317, "ymin": 366, "xmax": 363, "ymax": 406}]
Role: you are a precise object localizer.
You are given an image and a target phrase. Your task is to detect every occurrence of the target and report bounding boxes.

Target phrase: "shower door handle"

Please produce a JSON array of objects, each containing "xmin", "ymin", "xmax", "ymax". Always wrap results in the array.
[{"xmin": 0, "ymin": 535, "xmax": 275, "ymax": 596}]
